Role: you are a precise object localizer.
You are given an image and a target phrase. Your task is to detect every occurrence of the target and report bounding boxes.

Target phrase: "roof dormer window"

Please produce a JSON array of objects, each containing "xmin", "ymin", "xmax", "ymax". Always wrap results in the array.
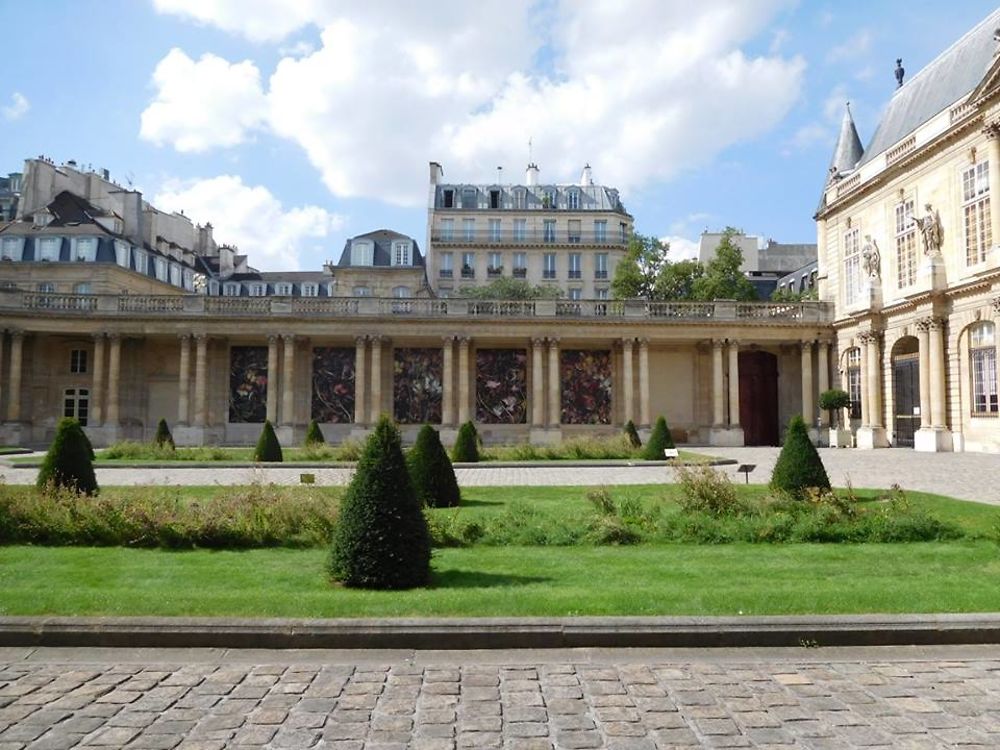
[
  {"xmin": 350, "ymin": 240, "xmax": 374, "ymax": 266},
  {"xmin": 301, "ymin": 282, "xmax": 318, "ymax": 297},
  {"xmin": 113, "ymin": 240, "xmax": 130, "ymax": 268},
  {"xmin": 567, "ymin": 190, "xmax": 580, "ymax": 210},
  {"xmin": 153, "ymin": 257, "xmax": 168, "ymax": 282},
  {"xmin": 543, "ymin": 188, "xmax": 557, "ymax": 209},
  {"xmin": 275, "ymin": 282, "xmax": 293, "ymax": 296},
  {"xmin": 74, "ymin": 237, "xmax": 97, "ymax": 262},
  {"xmin": 223, "ymin": 282, "xmax": 241, "ymax": 296},
  {"xmin": 1, "ymin": 237, "xmax": 24, "ymax": 261},
  {"xmin": 248, "ymin": 282, "xmax": 266, "ymax": 297},
  {"xmin": 392, "ymin": 240, "xmax": 412, "ymax": 266},
  {"xmin": 38, "ymin": 237, "xmax": 61, "ymax": 262},
  {"xmin": 169, "ymin": 263, "xmax": 182, "ymax": 286},
  {"xmin": 461, "ymin": 187, "xmax": 477, "ymax": 209},
  {"xmin": 134, "ymin": 249, "xmax": 149, "ymax": 275}
]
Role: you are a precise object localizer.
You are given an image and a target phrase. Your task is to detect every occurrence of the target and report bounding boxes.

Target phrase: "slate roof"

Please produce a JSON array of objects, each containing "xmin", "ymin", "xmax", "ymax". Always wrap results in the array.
[
  {"xmin": 828, "ymin": 106, "xmax": 864, "ymax": 177},
  {"xmin": 337, "ymin": 229, "xmax": 425, "ymax": 268},
  {"xmin": 858, "ymin": 9, "xmax": 1000, "ymax": 166}
]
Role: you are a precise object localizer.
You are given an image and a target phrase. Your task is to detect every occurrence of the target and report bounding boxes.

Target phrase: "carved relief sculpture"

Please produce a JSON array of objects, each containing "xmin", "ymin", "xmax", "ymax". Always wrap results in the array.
[{"xmin": 914, "ymin": 203, "xmax": 942, "ymax": 256}]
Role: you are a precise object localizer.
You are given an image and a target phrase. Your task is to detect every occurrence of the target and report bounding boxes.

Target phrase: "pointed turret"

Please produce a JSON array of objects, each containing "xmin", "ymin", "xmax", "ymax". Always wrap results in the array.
[{"xmin": 827, "ymin": 103, "xmax": 864, "ymax": 182}]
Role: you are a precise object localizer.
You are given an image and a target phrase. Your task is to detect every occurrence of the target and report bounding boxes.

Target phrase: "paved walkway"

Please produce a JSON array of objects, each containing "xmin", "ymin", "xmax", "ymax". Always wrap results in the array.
[
  {"xmin": 2, "ymin": 448, "xmax": 998, "ymax": 505},
  {"xmin": 1, "ymin": 645, "xmax": 998, "ymax": 749}
]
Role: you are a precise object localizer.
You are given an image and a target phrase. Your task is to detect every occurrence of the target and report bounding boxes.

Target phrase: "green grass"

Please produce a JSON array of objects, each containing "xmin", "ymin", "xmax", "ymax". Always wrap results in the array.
[{"xmin": 2, "ymin": 542, "xmax": 999, "ymax": 617}]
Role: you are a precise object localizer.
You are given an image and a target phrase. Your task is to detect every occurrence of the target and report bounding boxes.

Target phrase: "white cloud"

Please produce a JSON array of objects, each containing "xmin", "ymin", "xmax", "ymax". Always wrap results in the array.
[
  {"xmin": 783, "ymin": 123, "xmax": 831, "ymax": 155},
  {"xmin": 662, "ymin": 235, "xmax": 701, "ymax": 261},
  {"xmin": 140, "ymin": 49, "xmax": 267, "ymax": 152},
  {"xmin": 2, "ymin": 92, "xmax": 29, "ymax": 121},
  {"xmin": 142, "ymin": 1, "xmax": 805, "ymax": 206},
  {"xmin": 827, "ymin": 29, "xmax": 872, "ymax": 64},
  {"xmin": 152, "ymin": 0, "xmax": 324, "ymax": 42},
  {"xmin": 153, "ymin": 175, "xmax": 345, "ymax": 271}
]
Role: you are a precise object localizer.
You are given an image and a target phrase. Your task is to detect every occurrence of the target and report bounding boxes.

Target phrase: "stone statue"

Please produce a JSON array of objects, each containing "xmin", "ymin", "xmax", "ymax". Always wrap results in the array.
[
  {"xmin": 894, "ymin": 58, "xmax": 905, "ymax": 88},
  {"xmin": 861, "ymin": 235, "xmax": 881, "ymax": 278},
  {"xmin": 914, "ymin": 203, "xmax": 942, "ymax": 256}
]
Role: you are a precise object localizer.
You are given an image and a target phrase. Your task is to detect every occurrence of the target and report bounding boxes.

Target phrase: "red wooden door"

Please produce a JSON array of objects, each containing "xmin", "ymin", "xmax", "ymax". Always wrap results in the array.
[{"xmin": 739, "ymin": 351, "xmax": 779, "ymax": 446}]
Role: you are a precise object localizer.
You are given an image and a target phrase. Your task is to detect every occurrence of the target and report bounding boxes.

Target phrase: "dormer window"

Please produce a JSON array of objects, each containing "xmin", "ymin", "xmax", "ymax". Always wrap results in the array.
[
  {"xmin": 113, "ymin": 240, "xmax": 130, "ymax": 268},
  {"xmin": 393, "ymin": 240, "xmax": 412, "ymax": 266},
  {"xmin": 223, "ymin": 282, "xmax": 241, "ymax": 296},
  {"xmin": 134, "ymin": 249, "xmax": 149, "ymax": 275},
  {"xmin": 513, "ymin": 188, "xmax": 526, "ymax": 210},
  {"xmin": 542, "ymin": 188, "xmax": 557, "ymax": 209},
  {"xmin": 567, "ymin": 190, "xmax": 580, "ymax": 210},
  {"xmin": 350, "ymin": 240, "xmax": 374, "ymax": 266},
  {"xmin": 1, "ymin": 237, "xmax": 24, "ymax": 261},
  {"xmin": 353, "ymin": 285, "xmax": 371, "ymax": 297},
  {"xmin": 301, "ymin": 282, "xmax": 318, "ymax": 297},
  {"xmin": 248, "ymin": 282, "xmax": 266, "ymax": 297},
  {"xmin": 153, "ymin": 257, "xmax": 168, "ymax": 282},
  {"xmin": 208, "ymin": 280, "xmax": 220, "ymax": 296},
  {"xmin": 461, "ymin": 187, "xmax": 477, "ymax": 209},
  {"xmin": 74, "ymin": 237, "xmax": 97, "ymax": 262},
  {"xmin": 489, "ymin": 189, "xmax": 501, "ymax": 209},
  {"xmin": 443, "ymin": 189, "xmax": 455, "ymax": 208},
  {"xmin": 275, "ymin": 282, "xmax": 293, "ymax": 296},
  {"xmin": 183, "ymin": 269, "xmax": 195, "ymax": 291},
  {"xmin": 169, "ymin": 263, "xmax": 182, "ymax": 286},
  {"xmin": 38, "ymin": 237, "xmax": 61, "ymax": 262}
]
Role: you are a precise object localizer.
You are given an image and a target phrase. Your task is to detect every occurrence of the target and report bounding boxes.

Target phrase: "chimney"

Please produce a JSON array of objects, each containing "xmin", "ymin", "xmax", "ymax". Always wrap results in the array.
[
  {"xmin": 580, "ymin": 163, "xmax": 593, "ymax": 186},
  {"xmin": 122, "ymin": 191, "xmax": 144, "ymax": 247},
  {"xmin": 525, "ymin": 163, "xmax": 540, "ymax": 186},
  {"xmin": 429, "ymin": 161, "xmax": 444, "ymax": 185}
]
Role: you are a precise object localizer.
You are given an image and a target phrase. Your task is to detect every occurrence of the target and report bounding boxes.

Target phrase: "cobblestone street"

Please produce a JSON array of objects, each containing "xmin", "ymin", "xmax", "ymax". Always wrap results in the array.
[{"xmin": 1, "ymin": 647, "xmax": 999, "ymax": 749}]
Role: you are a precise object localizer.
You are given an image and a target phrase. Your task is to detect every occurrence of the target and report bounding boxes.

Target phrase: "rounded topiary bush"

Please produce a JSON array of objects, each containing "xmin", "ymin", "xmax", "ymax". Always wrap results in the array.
[
  {"xmin": 254, "ymin": 420, "xmax": 283, "ymax": 462},
  {"xmin": 641, "ymin": 416, "xmax": 675, "ymax": 460},
  {"xmin": 37, "ymin": 417, "xmax": 98, "ymax": 495},
  {"xmin": 769, "ymin": 415, "xmax": 830, "ymax": 498},
  {"xmin": 154, "ymin": 418, "xmax": 175, "ymax": 449},
  {"xmin": 452, "ymin": 420, "xmax": 480, "ymax": 463},
  {"xmin": 304, "ymin": 419, "xmax": 325, "ymax": 446},
  {"xmin": 408, "ymin": 424, "xmax": 461, "ymax": 508},
  {"xmin": 329, "ymin": 415, "xmax": 432, "ymax": 589},
  {"xmin": 623, "ymin": 419, "xmax": 642, "ymax": 448}
]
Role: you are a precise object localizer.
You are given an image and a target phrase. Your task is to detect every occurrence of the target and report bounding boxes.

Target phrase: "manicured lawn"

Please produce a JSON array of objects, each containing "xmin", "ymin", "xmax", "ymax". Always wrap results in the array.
[{"xmin": 2, "ymin": 542, "xmax": 999, "ymax": 617}]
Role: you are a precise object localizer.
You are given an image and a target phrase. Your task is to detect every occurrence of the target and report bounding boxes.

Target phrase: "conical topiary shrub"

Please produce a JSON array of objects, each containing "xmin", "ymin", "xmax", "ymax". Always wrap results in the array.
[
  {"xmin": 329, "ymin": 415, "xmax": 432, "ymax": 589},
  {"xmin": 452, "ymin": 420, "xmax": 480, "ymax": 463},
  {"xmin": 624, "ymin": 419, "xmax": 642, "ymax": 448},
  {"xmin": 408, "ymin": 424, "xmax": 461, "ymax": 508},
  {"xmin": 154, "ymin": 418, "xmax": 175, "ymax": 449},
  {"xmin": 769, "ymin": 415, "xmax": 830, "ymax": 498},
  {"xmin": 304, "ymin": 419, "xmax": 325, "ymax": 446},
  {"xmin": 37, "ymin": 418, "xmax": 98, "ymax": 495},
  {"xmin": 641, "ymin": 416, "xmax": 675, "ymax": 460},
  {"xmin": 254, "ymin": 420, "xmax": 283, "ymax": 462}
]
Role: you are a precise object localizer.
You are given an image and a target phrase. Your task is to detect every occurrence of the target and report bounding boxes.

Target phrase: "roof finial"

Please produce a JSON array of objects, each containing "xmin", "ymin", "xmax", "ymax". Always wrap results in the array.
[{"xmin": 894, "ymin": 58, "xmax": 905, "ymax": 88}]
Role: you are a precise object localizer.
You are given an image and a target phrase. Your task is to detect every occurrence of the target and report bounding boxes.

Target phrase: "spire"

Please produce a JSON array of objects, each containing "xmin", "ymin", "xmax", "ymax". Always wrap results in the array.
[{"xmin": 827, "ymin": 102, "xmax": 864, "ymax": 182}]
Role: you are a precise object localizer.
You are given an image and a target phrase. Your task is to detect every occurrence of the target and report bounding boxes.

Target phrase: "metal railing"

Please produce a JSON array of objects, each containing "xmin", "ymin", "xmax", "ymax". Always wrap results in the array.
[{"xmin": 431, "ymin": 229, "xmax": 626, "ymax": 247}]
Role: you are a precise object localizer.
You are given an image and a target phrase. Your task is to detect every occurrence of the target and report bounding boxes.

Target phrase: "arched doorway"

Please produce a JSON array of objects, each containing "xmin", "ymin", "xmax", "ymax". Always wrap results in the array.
[
  {"xmin": 892, "ymin": 336, "xmax": 920, "ymax": 448},
  {"xmin": 739, "ymin": 350, "xmax": 779, "ymax": 445}
]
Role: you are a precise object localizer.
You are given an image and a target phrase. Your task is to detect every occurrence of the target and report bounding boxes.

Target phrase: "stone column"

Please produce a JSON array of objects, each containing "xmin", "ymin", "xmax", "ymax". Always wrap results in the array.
[
  {"xmin": 866, "ymin": 334, "xmax": 883, "ymax": 428},
  {"xmin": 986, "ymin": 124, "xmax": 1000, "ymax": 249},
  {"xmin": 712, "ymin": 340, "xmax": 725, "ymax": 427},
  {"xmin": 6, "ymin": 331, "xmax": 23, "ymax": 422},
  {"xmin": 929, "ymin": 318, "xmax": 947, "ymax": 428},
  {"xmin": 442, "ymin": 336, "xmax": 455, "ymax": 427},
  {"xmin": 858, "ymin": 335, "xmax": 870, "ymax": 427},
  {"xmin": 531, "ymin": 337, "xmax": 545, "ymax": 427},
  {"xmin": 917, "ymin": 320, "xmax": 931, "ymax": 427},
  {"xmin": 193, "ymin": 334, "xmax": 208, "ymax": 427},
  {"xmin": 266, "ymin": 335, "xmax": 279, "ymax": 424},
  {"xmin": 856, "ymin": 331, "xmax": 888, "ymax": 449},
  {"xmin": 638, "ymin": 338, "xmax": 651, "ymax": 428},
  {"xmin": 621, "ymin": 338, "xmax": 635, "ymax": 424},
  {"xmin": 177, "ymin": 334, "xmax": 190, "ymax": 426},
  {"xmin": 457, "ymin": 337, "xmax": 470, "ymax": 424},
  {"xmin": 354, "ymin": 336, "xmax": 367, "ymax": 425},
  {"xmin": 369, "ymin": 335, "xmax": 383, "ymax": 423},
  {"xmin": 727, "ymin": 340, "xmax": 740, "ymax": 427},
  {"xmin": 106, "ymin": 334, "xmax": 121, "ymax": 427},
  {"xmin": 801, "ymin": 340, "xmax": 814, "ymax": 427},
  {"xmin": 282, "ymin": 334, "xmax": 295, "ymax": 426},
  {"xmin": 91, "ymin": 333, "xmax": 106, "ymax": 426},
  {"xmin": 548, "ymin": 337, "xmax": 560, "ymax": 427},
  {"xmin": 816, "ymin": 342, "xmax": 830, "ymax": 428}
]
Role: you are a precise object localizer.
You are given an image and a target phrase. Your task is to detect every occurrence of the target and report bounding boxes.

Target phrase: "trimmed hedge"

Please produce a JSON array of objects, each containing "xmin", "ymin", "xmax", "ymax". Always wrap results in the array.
[
  {"xmin": 408, "ymin": 424, "xmax": 461, "ymax": 508},
  {"xmin": 624, "ymin": 419, "xmax": 642, "ymax": 448},
  {"xmin": 329, "ymin": 415, "xmax": 431, "ymax": 589},
  {"xmin": 36, "ymin": 418, "xmax": 98, "ymax": 495},
  {"xmin": 304, "ymin": 420, "xmax": 325, "ymax": 446},
  {"xmin": 641, "ymin": 416, "xmax": 675, "ymax": 459},
  {"xmin": 154, "ymin": 418, "xmax": 175, "ymax": 450},
  {"xmin": 452, "ymin": 421, "xmax": 480, "ymax": 463},
  {"xmin": 770, "ymin": 415, "xmax": 831, "ymax": 497},
  {"xmin": 254, "ymin": 420, "xmax": 283, "ymax": 462}
]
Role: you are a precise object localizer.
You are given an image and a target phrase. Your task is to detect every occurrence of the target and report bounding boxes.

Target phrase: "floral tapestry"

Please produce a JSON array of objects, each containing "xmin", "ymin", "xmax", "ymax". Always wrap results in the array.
[
  {"xmin": 229, "ymin": 346, "xmax": 268, "ymax": 423},
  {"xmin": 393, "ymin": 348, "xmax": 443, "ymax": 424},
  {"xmin": 560, "ymin": 350, "xmax": 612, "ymax": 424},
  {"xmin": 476, "ymin": 349, "xmax": 527, "ymax": 424},
  {"xmin": 312, "ymin": 347, "xmax": 356, "ymax": 423}
]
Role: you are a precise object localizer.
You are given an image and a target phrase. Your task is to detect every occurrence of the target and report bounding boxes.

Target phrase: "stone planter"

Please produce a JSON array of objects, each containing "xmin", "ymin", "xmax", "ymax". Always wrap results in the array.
[{"xmin": 828, "ymin": 427, "xmax": 853, "ymax": 448}]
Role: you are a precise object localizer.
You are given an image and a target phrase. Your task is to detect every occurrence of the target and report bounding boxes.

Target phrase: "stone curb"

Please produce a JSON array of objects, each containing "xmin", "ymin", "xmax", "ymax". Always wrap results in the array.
[
  {"xmin": 2, "ymin": 614, "xmax": 999, "ymax": 650},
  {"xmin": 3, "ymin": 459, "xmax": 736, "ymax": 470}
]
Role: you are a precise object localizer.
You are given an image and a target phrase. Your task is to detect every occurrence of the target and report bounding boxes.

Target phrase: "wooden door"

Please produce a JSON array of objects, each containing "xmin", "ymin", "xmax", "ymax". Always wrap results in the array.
[
  {"xmin": 739, "ymin": 351, "xmax": 779, "ymax": 446},
  {"xmin": 893, "ymin": 356, "xmax": 919, "ymax": 448}
]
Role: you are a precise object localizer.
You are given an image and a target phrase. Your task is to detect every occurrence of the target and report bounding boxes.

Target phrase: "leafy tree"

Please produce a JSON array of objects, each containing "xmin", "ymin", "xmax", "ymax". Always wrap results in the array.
[
  {"xmin": 154, "ymin": 418, "xmax": 175, "ymax": 450},
  {"xmin": 641, "ymin": 416, "xmax": 675, "ymax": 459},
  {"xmin": 769, "ymin": 415, "xmax": 830, "ymax": 498},
  {"xmin": 623, "ymin": 419, "xmax": 642, "ymax": 448},
  {"xmin": 691, "ymin": 227, "xmax": 758, "ymax": 302},
  {"xmin": 462, "ymin": 277, "xmax": 562, "ymax": 299},
  {"xmin": 37, "ymin": 418, "xmax": 98, "ymax": 495},
  {"xmin": 654, "ymin": 259, "xmax": 705, "ymax": 300},
  {"xmin": 452, "ymin": 421, "xmax": 481, "ymax": 462},
  {"xmin": 304, "ymin": 419, "xmax": 325, "ymax": 446},
  {"xmin": 254, "ymin": 420, "xmax": 283, "ymax": 462},
  {"xmin": 771, "ymin": 287, "xmax": 818, "ymax": 302},
  {"xmin": 611, "ymin": 233, "xmax": 670, "ymax": 299},
  {"xmin": 329, "ymin": 415, "xmax": 431, "ymax": 589},
  {"xmin": 407, "ymin": 424, "xmax": 461, "ymax": 508},
  {"xmin": 819, "ymin": 389, "xmax": 851, "ymax": 429}
]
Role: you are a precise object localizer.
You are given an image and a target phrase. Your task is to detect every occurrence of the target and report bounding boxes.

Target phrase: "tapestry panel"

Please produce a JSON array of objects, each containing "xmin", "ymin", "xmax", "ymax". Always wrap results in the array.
[
  {"xmin": 311, "ymin": 347, "xmax": 356, "ymax": 423},
  {"xmin": 560, "ymin": 349, "xmax": 612, "ymax": 424},
  {"xmin": 393, "ymin": 348, "xmax": 443, "ymax": 424},
  {"xmin": 229, "ymin": 346, "xmax": 268, "ymax": 423},
  {"xmin": 476, "ymin": 348, "xmax": 527, "ymax": 424}
]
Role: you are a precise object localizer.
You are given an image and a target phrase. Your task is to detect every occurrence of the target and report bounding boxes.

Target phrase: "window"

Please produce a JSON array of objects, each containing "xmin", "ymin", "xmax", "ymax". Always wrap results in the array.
[
  {"xmin": 63, "ymin": 388, "xmax": 89, "ymax": 426},
  {"xmin": 463, "ymin": 218, "xmax": 475, "ymax": 241},
  {"xmin": 440, "ymin": 218, "xmax": 454, "ymax": 242},
  {"xmin": 74, "ymin": 237, "xmax": 97, "ymax": 262},
  {"xmin": 37, "ymin": 282, "xmax": 55, "ymax": 293},
  {"xmin": 246, "ymin": 283, "xmax": 264, "ymax": 297},
  {"xmin": 1, "ymin": 237, "xmax": 24, "ymax": 261},
  {"xmin": 134, "ymin": 250, "xmax": 148, "ymax": 275},
  {"xmin": 488, "ymin": 252, "xmax": 502, "ymax": 276},
  {"xmin": 223, "ymin": 282, "xmax": 241, "ymax": 296},
  {"xmin": 350, "ymin": 241, "xmax": 374, "ymax": 266},
  {"xmin": 568, "ymin": 191, "xmax": 580, "ymax": 210},
  {"xmin": 847, "ymin": 347, "xmax": 862, "ymax": 419},
  {"xmin": 461, "ymin": 252, "xmax": 475, "ymax": 278},
  {"xmin": 489, "ymin": 190, "xmax": 501, "ymax": 209},
  {"xmin": 543, "ymin": 189, "xmax": 556, "ymax": 209},
  {"xmin": 963, "ymin": 161, "xmax": 991, "ymax": 265},
  {"xmin": 594, "ymin": 220, "xmax": 607, "ymax": 243},
  {"xmin": 543, "ymin": 220, "xmax": 556, "ymax": 243},
  {"xmin": 443, "ymin": 189, "xmax": 454, "ymax": 208},
  {"xmin": 513, "ymin": 189, "xmax": 526, "ymax": 210},
  {"xmin": 275, "ymin": 282, "xmax": 293, "ymax": 296},
  {"xmin": 302, "ymin": 283, "xmax": 318, "ymax": 297},
  {"xmin": 488, "ymin": 219, "xmax": 501, "ymax": 242},
  {"xmin": 843, "ymin": 228, "xmax": 862, "ymax": 306},
  {"xmin": 154, "ymin": 257, "xmax": 168, "ymax": 281},
  {"xmin": 568, "ymin": 288, "xmax": 582, "ymax": 300},
  {"xmin": 353, "ymin": 286, "xmax": 371, "ymax": 297},
  {"xmin": 970, "ymin": 322, "xmax": 998, "ymax": 416},
  {"xmin": 513, "ymin": 218, "xmax": 526, "ymax": 241},
  {"xmin": 440, "ymin": 252, "xmax": 454, "ymax": 278},
  {"xmin": 595, "ymin": 253, "xmax": 608, "ymax": 279},
  {"xmin": 208, "ymin": 280, "xmax": 220, "ymax": 296},
  {"xmin": 461, "ymin": 187, "xmax": 477, "ymax": 209},
  {"xmin": 568, "ymin": 253, "xmax": 582, "ymax": 279},
  {"xmin": 38, "ymin": 237, "xmax": 61, "ymax": 262},
  {"xmin": 392, "ymin": 286, "xmax": 411, "ymax": 298},
  {"xmin": 568, "ymin": 220, "xmax": 581, "ymax": 244},
  {"xmin": 169, "ymin": 263, "xmax": 182, "ymax": 287},
  {"xmin": 113, "ymin": 241, "xmax": 129, "ymax": 268},
  {"xmin": 183, "ymin": 269, "xmax": 194, "ymax": 291},
  {"xmin": 620, "ymin": 222, "xmax": 628, "ymax": 243},
  {"xmin": 393, "ymin": 241, "xmax": 412, "ymax": 266},
  {"xmin": 595, "ymin": 287, "xmax": 609, "ymax": 300},
  {"xmin": 894, "ymin": 200, "xmax": 917, "ymax": 289},
  {"xmin": 70, "ymin": 349, "xmax": 88, "ymax": 374},
  {"xmin": 513, "ymin": 252, "xmax": 527, "ymax": 278},
  {"xmin": 73, "ymin": 282, "xmax": 91, "ymax": 295},
  {"xmin": 543, "ymin": 253, "xmax": 557, "ymax": 279}
]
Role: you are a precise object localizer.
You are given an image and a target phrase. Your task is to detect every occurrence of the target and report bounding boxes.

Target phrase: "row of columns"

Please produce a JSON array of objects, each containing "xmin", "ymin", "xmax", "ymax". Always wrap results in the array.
[
  {"xmin": 710, "ymin": 340, "xmax": 741, "ymax": 429},
  {"xmin": 88, "ymin": 333, "xmax": 122, "ymax": 428}
]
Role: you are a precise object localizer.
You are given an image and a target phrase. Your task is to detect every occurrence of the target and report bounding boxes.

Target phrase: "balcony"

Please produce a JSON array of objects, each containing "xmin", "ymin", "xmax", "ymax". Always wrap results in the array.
[
  {"xmin": 487, "ymin": 266, "xmax": 503, "ymax": 278},
  {"xmin": 542, "ymin": 270, "xmax": 556, "ymax": 280},
  {"xmin": 439, "ymin": 269, "xmax": 453, "ymax": 278},
  {"xmin": 568, "ymin": 270, "xmax": 582, "ymax": 280},
  {"xmin": 595, "ymin": 270, "xmax": 608, "ymax": 280},
  {"xmin": 461, "ymin": 266, "xmax": 475, "ymax": 279},
  {"xmin": 431, "ymin": 229, "xmax": 626, "ymax": 247},
  {"xmin": 512, "ymin": 267, "xmax": 527, "ymax": 278}
]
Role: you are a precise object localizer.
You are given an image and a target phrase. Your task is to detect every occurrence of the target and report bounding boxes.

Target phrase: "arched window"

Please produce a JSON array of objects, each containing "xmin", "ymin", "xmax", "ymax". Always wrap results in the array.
[{"xmin": 970, "ymin": 321, "xmax": 998, "ymax": 415}]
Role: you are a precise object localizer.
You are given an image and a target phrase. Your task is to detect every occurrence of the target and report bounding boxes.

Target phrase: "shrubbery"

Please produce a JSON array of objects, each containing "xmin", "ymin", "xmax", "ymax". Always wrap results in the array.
[
  {"xmin": 641, "ymin": 415, "xmax": 675, "ymax": 460},
  {"xmin": 623, "ymin": 420, "xmax": 642, "ymax": 448},
  {"xmin": 254, "ymin": 420, "xmax": 283, "ymax": 463},
  {"xmin": 483, "ymin": 434, "xmax": 637, "ymax": 461},
  {"xmin": 407, "ymin": 424, "xmax": 461, "ymax": 508},
  {"xmin": 452, "ymin": 421, "xmax": 480, "ymax": 463},
  {"xmin": 36, "ymin": 418, "xmax": 98, "ymax": 495},
  {"xmin": 154, "ymin": 419, "xmax": 175, "ymax": 450},
  {"xmin": 329, "ymin": 415, "xmax": 431, "ymax": 589},
  {"xmin": 770, "ymin": 415, "xmax": 830, "ymax": 497},
  {"xmin": 304, "ymin": 420, "xmax": 325, "ymax": 446}
]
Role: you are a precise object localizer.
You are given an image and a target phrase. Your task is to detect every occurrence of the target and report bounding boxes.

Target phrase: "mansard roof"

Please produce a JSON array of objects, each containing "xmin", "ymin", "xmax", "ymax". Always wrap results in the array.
[{"xmin": 336, "ymin": 229, "xmax": 425, "ymax": 268}]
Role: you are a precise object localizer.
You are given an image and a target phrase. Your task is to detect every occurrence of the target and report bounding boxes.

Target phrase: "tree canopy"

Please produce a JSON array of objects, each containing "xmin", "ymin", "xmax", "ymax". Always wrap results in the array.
[{"xmin": 460, "ymin": 277, "xmax": 562, "ymax": 300}]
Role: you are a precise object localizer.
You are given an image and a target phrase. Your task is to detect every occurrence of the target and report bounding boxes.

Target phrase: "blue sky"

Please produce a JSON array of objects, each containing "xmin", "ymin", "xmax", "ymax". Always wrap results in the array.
[{"xmin": 1, "ymin": 0, "xmax": 997, "ymax": 269}]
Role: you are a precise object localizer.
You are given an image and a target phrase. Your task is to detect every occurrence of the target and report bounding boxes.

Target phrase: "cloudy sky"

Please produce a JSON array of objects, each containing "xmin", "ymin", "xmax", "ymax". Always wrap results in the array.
[{"xmin": 1, "ymin": 0, "xmax": 997, "ymax": 270}]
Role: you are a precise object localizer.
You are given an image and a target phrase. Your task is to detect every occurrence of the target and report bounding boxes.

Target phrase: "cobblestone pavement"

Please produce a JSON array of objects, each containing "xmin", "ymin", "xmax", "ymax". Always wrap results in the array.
[
  {"xmin": 1, "ymin": 447, "xmax": 998, "ymax": 505},
  {"xmin": 1, "ymin": 646, "xmax": 999, "ymax": 749}
]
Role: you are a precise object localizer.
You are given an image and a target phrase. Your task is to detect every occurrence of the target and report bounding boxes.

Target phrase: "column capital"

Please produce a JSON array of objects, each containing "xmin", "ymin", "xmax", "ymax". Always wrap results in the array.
[
  {"xmin": 355, "ymin": 335, "xmax": 367, "ymax": 346},
  {"xmin": 992, "ymin": 295, "xmax": 1000, "ymax": 314},
  {"xmin": 800, "ymin": 339, "xmax": 814, "ymax": 352},
  {"xmin": 916, "ymin": 316, "xmax": 944, "ymax": 332},
  {"xmin": 637, "ymin": 337, "xmax": 649, "ymax": 348},
  {"xmin": 193, "ymin": 332, "xmax": 208, "ymax": 342},
  {"xmin": 9, "ymin": 329, "xmax": 24, "ymax": 340},
  {"xmin": 712, "ymin": 338, "xmax": 725, "ymax": 350},
  {"xmin": 547, "ymin": 336, "xmax": 560, "ymax": 346},
  {"xmin": 93, "ymin": 332, "xmax": 107, "ymax": 342},
  {"xmin": 857, "ymin": 331, "xmax": 881, "ymax": 345},
  {"xmin": 177, "ymin": 333, "xmax": 190, "ymax": 342},
  {"xmin": 281, "ymin": 333, "xmax": 296, "ymax": 343},
  {"xmin": 621, "ymin": 336, "xmax": 635, "ymax": 348},
  {"xmin": 442, "ymin": 335, "xmax": 457, "ymax": 344},
  {"xmin": 727, "ymin": 339, "xmax": 740, "ymax": 348},
  {"xmin": 457, "ymin": 336, "xmax": 471, "ymax": 347},
  {"xmin": 531, "ymin": 337, "xmax": 546, "ymax": 347},
  {"xmin": 107, "ymin": 332, "xmax": 121, "ymax": 343},
  {"xmin": 983, "ymin": 121, "xmax": 1000, "ymax": 139}
]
